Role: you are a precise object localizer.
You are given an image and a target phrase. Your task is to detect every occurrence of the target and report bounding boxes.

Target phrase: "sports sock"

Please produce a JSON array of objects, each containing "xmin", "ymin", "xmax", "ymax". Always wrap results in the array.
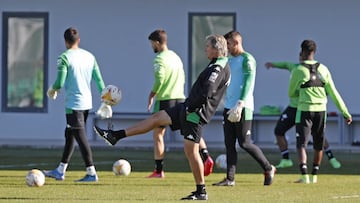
[
  {"xmin": 227, "ymin": 164, "xmax": 236, "ymax": 181},
  {"xmin": 196, "ymin": 184, "xmax": 206, "ymax": 194},
  {"xmin": 324, "ymin": 148, "xmax": 334, "ymax": 159},
  {"xmin": 312, "ymin": 164, "xmax": 319, "ymax": 175},
  {"xmin": 113, "ymin": 129, "xmax": 126, "ymax": 140},
  {"xmin": 199, "ymin": 148, "xmax": 209, "ymax": 162},
  {"xmin": 280, "ymin": 149, "xmax": 290, "ymax": 159},
  {"xmin": 155, "ymin": 159, "xmax": 164, "ymax": 173},
  {"xmin": 86, "ymin": 165, "xmax": 97, "ymax": 176},
  {"xmin": 299, "ymin": 163, "xmax": 308, "ymax": 175},
  {"xmin": 57, "ymin": 162, "xmax": 68, "ymax": 174}
]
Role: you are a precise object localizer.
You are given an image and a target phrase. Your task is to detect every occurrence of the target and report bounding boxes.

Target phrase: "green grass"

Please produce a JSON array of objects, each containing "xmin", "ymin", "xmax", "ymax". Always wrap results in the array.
[{"xmin": 0, "ymin": 147, "xmax": 360, "ymax": 202}]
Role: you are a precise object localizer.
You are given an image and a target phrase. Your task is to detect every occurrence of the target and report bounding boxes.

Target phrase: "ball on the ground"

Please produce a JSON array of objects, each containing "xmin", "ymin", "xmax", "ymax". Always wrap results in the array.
[
  {"xmin": 25, "ymin": 169, "xmax": 45, "ymax": 187},
  {"xmin": 215, "ymin": 154, "xmax": 227, "ymax": 169},
  {"xmin": 113, "ymin": 159, "xmax": 131, "ymax": 176},
  {"xmin": 101, "ymin": 85, "xmax": 122, "ymax": 106}
]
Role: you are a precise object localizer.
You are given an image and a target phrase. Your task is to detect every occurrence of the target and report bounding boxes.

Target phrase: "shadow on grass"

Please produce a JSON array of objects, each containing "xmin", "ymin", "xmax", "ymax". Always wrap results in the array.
[{"xmin": 1, "ymin": 147, "xmax": 359, "ymax": 175}]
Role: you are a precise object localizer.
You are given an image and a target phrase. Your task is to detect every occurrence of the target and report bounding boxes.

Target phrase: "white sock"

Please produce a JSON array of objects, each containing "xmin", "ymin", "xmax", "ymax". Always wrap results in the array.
[
  {"xmin": 86, "ymin": 166, "xmax": 97, "ymax": 176},
  {"xmin": 57, "ymin": 162, "xmax": 68, "ymax": 174}
]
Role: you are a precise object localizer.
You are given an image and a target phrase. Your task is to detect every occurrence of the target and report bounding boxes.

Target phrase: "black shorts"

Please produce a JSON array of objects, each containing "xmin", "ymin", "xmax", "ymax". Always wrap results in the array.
[
  {"xmin": 274, "ymin": 106, "xmax": 296, "ymax": 135},
  {"xmin": 295, "ymin": 111, "xmax": 326, "ymax": 150},
  {"xmin": 223, "ymin": 108, "xmax": 253, "ymax": 141},
  {"xmin": 165, "ymin": 103, "xmax": 203, "ymax": 143},
  {"xmin": 154, "ymin": 99, "xmax": 185, "ymax": 112},
  {"xmin": 66, "ymin": 110, "xmax": 89, "ymax": 129},
  {"xmin": 155, "ymin": 99, "xmax": 184, "ymax": 128}
]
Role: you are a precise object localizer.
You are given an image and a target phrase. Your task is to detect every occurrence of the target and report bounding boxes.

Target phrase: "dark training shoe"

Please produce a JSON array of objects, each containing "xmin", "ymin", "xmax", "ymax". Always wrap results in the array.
[
  {"xmin": 93, "ymin": 126, "xmax": 118, "ymax": 146},
  {"xmin": 181, "ymin": 191, "xmax": 208, "ymax": 200},
  {"xmin": 212, "ymin": 178, "xmax": 235, "ymax": 186}
]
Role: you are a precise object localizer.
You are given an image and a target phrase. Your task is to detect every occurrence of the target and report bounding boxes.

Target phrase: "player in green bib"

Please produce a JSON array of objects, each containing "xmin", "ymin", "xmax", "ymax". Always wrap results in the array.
[
  {"xmin": 146, "ymin": 29, "xmax": 186, "ymax": 178},
  {"xmin": 146, "ymin": 29, "xmax": 214, "ymax": 178},
  {"xmin": 288, "ymin": 40, "xmax": 352, "ymax": 183},
  {"xmin": 265, "ymin": 61, "xmax": 342, "ymax": 169}
]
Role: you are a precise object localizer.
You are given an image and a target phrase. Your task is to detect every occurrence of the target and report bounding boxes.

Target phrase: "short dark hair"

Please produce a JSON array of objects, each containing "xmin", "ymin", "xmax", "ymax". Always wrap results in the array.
[
  {"xmin": 301, "ymin": 39, "xmax": 317, "ymax": 54},
  {"xmin": 64, "ymin": 27, "xmax": 79, "ymax": 45},
  {"xmin": 148, "ymin": 29, "xmax": 167, "ymax": 44},
  {"xmin": 224, "ymin": 30, "xmax": 241, "ymax": 40}
]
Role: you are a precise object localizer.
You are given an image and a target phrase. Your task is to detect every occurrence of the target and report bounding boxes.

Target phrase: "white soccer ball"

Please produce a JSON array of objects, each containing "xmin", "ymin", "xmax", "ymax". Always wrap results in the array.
[
  {"xmin": 215, "ymin": 154, "xmax": 227, "ymax": 169},
  {"xmin": 25, "ymin": 169, "xmax": 45, "ymax": 187},
  {"xmin": 113, "ymin": 159, "xmax": 131, "ymax": 176},
  {"xmin": 101, "ymin": 85, "xmax": 122, "ymax": 106}
]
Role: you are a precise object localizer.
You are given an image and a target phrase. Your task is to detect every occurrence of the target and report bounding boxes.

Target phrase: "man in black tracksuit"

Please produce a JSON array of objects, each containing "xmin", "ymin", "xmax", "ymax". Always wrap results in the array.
[{"xmin": 94, "ymin": 34, "xmax": 230, "ymax": 201}]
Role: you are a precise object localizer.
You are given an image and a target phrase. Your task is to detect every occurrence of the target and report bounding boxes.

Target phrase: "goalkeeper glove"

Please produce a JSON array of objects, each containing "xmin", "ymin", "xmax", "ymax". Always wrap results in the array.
[
  {"xmin": 47, "ymin": 87, "xmax": 59, "ymax": 100},
  {"xmin": 227, "ymin": 100, "xmax": 244, "ymax": 123},
  {"xmin": 96, "ymin": 103, "xmax": 113, "ymax": 119}
]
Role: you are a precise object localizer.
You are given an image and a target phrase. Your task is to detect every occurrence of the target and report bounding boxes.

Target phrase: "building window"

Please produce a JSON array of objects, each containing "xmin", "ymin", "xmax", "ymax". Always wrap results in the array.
[
  {"xmin": 2, "ymin": 12, "xmax": 48, "ymax": 112},
  {"xmin": 188, "ymin": 12, "xmax": 236, "ymax": 110}
]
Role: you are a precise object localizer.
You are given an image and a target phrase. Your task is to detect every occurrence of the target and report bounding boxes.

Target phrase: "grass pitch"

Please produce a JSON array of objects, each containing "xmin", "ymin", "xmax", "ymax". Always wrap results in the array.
[{"xmin": 0, "ymin": 147, "xmax": 359, "ymax": 202}]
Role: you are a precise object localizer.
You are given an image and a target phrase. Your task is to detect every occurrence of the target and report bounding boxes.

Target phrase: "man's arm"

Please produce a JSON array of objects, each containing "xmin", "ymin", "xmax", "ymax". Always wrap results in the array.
[
  {"xmin": 52, "ymin": 55, "xmax": 68, "ymax": 89},
  {"xmin": 288, "ymin": 68, "xmax": 302, "ymax": 99},
  {"xmin": 265, "ymin": 61, "xmax": 298, "ymax": 72},
  {"xmin": 239, "ymin": 58, "xmax": 256, "ymax": 101},
  {"xmin": 92, "ymin": 60, "xmax": 105, "ymax": 94},
  {"xmin": 151, "ymin": 59, "xmax": 166, "ymax": 95},
  {"xmin": 324, "ymin": 72, "xmax": 352, "ymax": 120}
]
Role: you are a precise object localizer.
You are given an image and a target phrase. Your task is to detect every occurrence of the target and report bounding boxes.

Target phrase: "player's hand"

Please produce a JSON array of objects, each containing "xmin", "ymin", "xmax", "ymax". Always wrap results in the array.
[
  {"xmin": 265, "ymin": 62, "xmax": 273, "ymax": 69},
  {"xmin": 96, "ymin": 103, "xmax": 113, "ymax": 119},
  {"xmin": 147, "ymin": 91, "xmax": 156, "ymax": 112},
  {"xmin": 227, "ymin": 100, "xmax": 244, "ymax": 123},
  {"xmin": 147, "ymin": 97, "xmax": 154, "ymax": 112},
  {"xmin": 346, "ymin": 117, "xmax": 352, "ymax": 125},
  {"xmin": 47, "ymin": 87, "xmax": 58, "ymax": 100}
]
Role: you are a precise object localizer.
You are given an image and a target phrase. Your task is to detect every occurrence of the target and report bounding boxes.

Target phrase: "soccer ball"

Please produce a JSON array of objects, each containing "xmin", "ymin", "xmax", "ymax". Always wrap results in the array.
[
  {"xmin": 112, "ymin": 159, "xmax": 131, "ymax": 176},
  {"xmin": 215, "ymin": 154, "xmax": 227, "ymax": 169},
  {"xmin": 25, "ymin": 169, "xmax": 45, "ymax": 187},
  {"xmin": 101, "ymin": 85, "xmax": 122, "ymax": 106}
]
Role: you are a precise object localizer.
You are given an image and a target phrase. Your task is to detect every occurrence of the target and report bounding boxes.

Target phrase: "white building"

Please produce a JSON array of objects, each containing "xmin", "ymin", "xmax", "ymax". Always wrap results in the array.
[{"xmin": 1, "ymin": 0, "xmax": 359, "ymax": 148}]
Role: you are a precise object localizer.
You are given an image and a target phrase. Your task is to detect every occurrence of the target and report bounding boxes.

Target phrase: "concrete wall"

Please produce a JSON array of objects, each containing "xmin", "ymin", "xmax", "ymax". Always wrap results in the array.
[{"xmin": 1, "ymin": 0, "xmax": 359, "ymax": 146}]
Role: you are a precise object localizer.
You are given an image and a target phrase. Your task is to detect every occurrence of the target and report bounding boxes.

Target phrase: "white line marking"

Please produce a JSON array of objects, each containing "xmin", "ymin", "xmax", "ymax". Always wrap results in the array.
[{"xmin": 332, "ymin": 194, "xmax": 359, "ymax": 199}]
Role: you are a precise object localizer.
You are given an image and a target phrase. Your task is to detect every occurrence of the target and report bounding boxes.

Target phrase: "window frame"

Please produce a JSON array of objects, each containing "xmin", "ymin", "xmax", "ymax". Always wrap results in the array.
[
  {"xmin": 2, "ymin": 12, "xmax": 49, "ymax": 113},
  {"xmin": 187, "ymin": 12, "xmax": 236, "ymax": 111},
  {"xmin": 188, "ymin": 12, "xmax": 236, "ymax": 90}
]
